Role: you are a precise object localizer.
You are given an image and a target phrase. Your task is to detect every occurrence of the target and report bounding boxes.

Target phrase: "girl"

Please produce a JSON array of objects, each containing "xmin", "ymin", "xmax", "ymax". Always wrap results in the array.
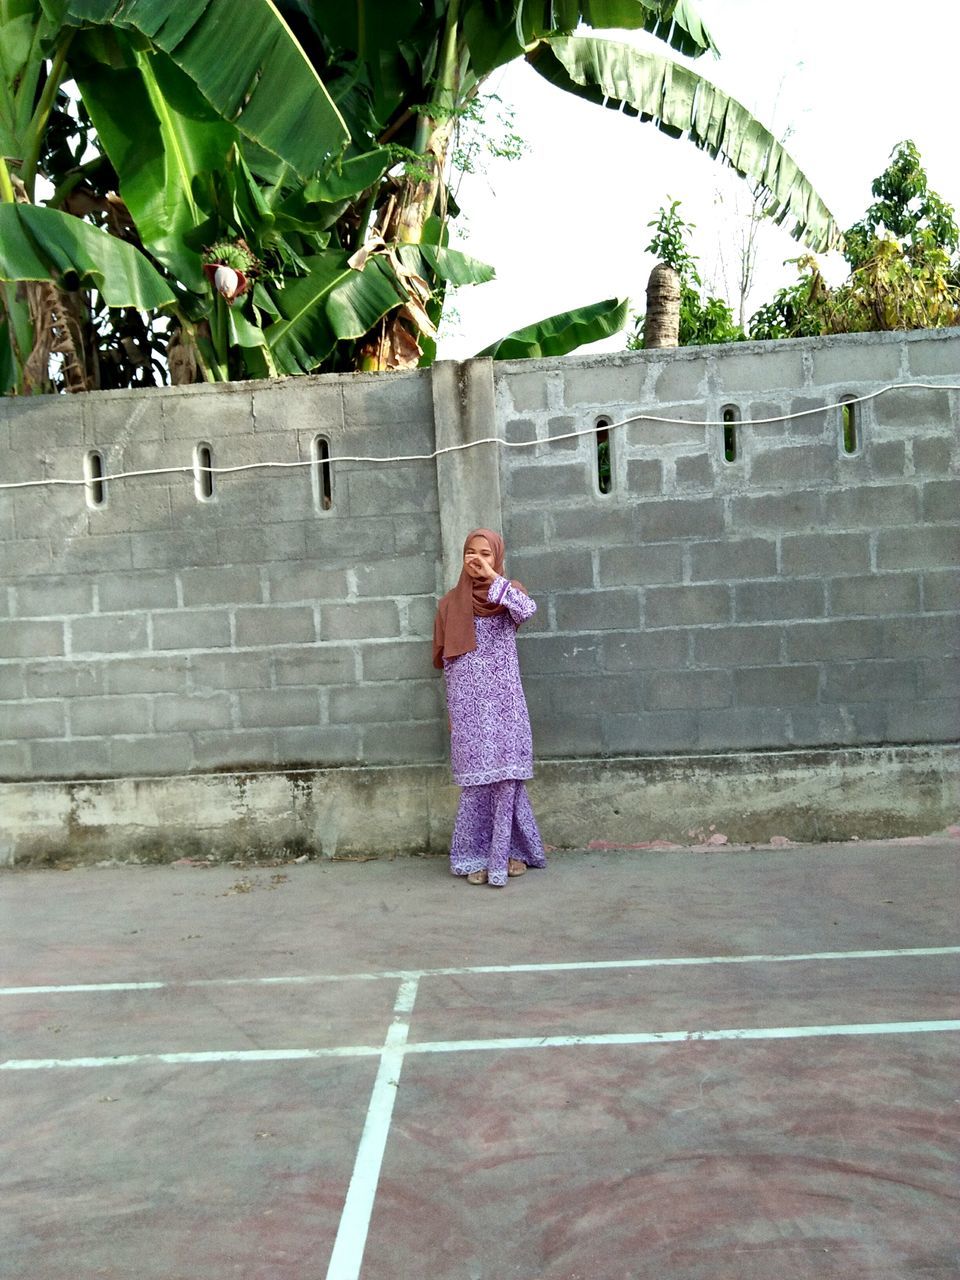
[{"xmin": 433, "ymin": 529, "xmax": 547, "ymax": 887}]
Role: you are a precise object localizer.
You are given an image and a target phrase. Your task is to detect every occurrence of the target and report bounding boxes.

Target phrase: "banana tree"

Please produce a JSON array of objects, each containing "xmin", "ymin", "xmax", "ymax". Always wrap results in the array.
[
  {"xmin": 270, "ymin": 0, "xmax": 841, "ymax": 367},
  {"xmin": 2, "ymin": 0, "xmax": 843, "ymax": 394},
  {"xmin": 0, "ymin": 0, "xmax": 353, "ymax": 390}
]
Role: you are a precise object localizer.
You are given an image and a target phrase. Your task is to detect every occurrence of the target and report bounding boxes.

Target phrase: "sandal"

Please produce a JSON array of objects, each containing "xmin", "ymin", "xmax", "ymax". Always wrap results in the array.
[
  {"xmin": 466, "ymin": 870, "xmax": 488, "ymax": 885},
  {"xmin": 507, "ymin": 859, "xmax": 527, "ymax": 878}
]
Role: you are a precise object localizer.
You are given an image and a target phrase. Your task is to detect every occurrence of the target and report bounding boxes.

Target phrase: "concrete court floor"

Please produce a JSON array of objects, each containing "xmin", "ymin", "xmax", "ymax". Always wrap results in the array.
[{"xmin": 2, "ymin": 834, "xmax": 959, "ymax": 1280}]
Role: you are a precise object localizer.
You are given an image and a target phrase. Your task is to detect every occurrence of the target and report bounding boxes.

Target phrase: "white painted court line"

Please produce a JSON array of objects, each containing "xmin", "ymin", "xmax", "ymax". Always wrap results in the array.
[
  {"xmin": 325, "ymin": 977, "xmax": 419, "ymax": 1280},
  {"xmin": 4, "ymin": 945, "xmax": 959, "ymax": 997},
  {"xmin": 398, "ymin": 947, "xmax": 960, "ymax": 980},
  {"xmin": 402, "ymin": 1019, "xmax": 960, "ymax": 1055},
  {"xmin": 0, "ymin": 981, "xmax": 170, "ymax": 996},
  {"xmin": 3, "ymin": 1017, "xmax": 958, "ymax": 1073},
  {"xmin": 0, "ymin": 1045, "xmax": 382, "ymax": 1071}
]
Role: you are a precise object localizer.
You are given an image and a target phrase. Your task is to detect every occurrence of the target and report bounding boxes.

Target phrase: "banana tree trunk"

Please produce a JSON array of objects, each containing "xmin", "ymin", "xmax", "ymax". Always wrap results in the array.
[
  {"xmin": 356, "ymin": 0, "xmax": 462, "ymax": 371},
  {"xmin": 645, "ymin": 262, "xmax": 680, "ymax": 349},
  {"xmin": 361, "ymin": 124, "xmax": 453, "ymax": 370},
  {"xmin": 395, "ymin": 114, "xmax": 456, "ymax": 246}
]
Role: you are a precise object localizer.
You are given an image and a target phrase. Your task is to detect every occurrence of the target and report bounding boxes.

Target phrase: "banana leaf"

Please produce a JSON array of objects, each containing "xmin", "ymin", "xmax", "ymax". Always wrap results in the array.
[
  {"xmin": 462, "ymin": 0, "xmax": 717, "ymax": 78},
  {"xmin": 0, "ymin": 315, "xmax": 14, "ymax": 394},
  {"xmin": 0, "ymin": 0, "xmax": 45, "ymax": 158},
  {"xmin": 477, "ymin": 296, "xmax": 628, "ymax": 359},
  {"xmin": 0, "ymin": 203, "xmax": 176, "ymax": 308},
  {"xmin": 273, "ymin": 189, "xmax": 345, "ymax": 235},
  {"xmin": 59, "ymin": 0, "xmax": 349, "ymax": 177},
  {"xmin": 529, "ymin": 35, "xmax": 841, "ymax": 252},
  {"xmin": 305, "ymin": 148, "xmax": 394, "ymax": 203},
  {"xmin": 397, "ymin": 244, "xmax": 495, "ymax": 288},
  {"xmin": 74, "ymin": 42, "xmax": 237, "ymax": 292},
  {"xmin": 0, "ymin": 274, "xmax": 34, "ymax": 392},
  {"xmin": 581, "ymin": 0, "xmax": 718, "ymax": 58},
  {"xmin": 265, "ymin": 252, "xmax": 404, "ymax": 373},
  {"xmin": 295, "ymin": 0, "xmax": 422, "ymax": 55},
  {"xmin": 227, "ymin": 303, "xmax": 277, "ymax": 376},
  {"xmin": 273, "ymin": 147, "xmax": 395, "ymax": 234}
]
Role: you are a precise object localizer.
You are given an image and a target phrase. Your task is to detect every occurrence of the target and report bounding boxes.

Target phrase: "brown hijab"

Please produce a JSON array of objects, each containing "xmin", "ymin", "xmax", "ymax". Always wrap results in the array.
[{"xmin": 433, "ymin": 529, "xmax": 523, "ymax": 668}]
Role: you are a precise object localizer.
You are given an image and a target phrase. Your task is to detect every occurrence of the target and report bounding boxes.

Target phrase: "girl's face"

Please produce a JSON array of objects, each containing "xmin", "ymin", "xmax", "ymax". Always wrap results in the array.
[{"xmin": 463, "ymin": 537, "xmax": 495, "ymax": 580}]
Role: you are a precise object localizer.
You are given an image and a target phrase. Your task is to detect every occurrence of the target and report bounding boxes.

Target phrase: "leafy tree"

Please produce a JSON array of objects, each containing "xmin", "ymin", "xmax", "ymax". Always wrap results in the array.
[
  {"xmin": 747, "ymin": 256, "xmax": 826, "ymax": 340},
  {"xmin": 628, "ymin": 200, "xmax": 744, "ymax": 349},
  {"xmin": 750, "ymin": 141, "xmax": 960, "ymax": 339},
  {"xmin": 842, "ymin": 139, "xmax": 958, "ymax": 271},
  {"xmin": 1, "ymin": 0, "xmax": 842, "ymax": 395}
]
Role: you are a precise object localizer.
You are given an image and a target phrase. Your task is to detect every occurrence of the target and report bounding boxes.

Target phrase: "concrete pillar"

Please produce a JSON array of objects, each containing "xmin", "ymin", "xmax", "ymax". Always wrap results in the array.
[{"xmin": 431, "ymin": 358, "xmax": 503, "ymax": 589}]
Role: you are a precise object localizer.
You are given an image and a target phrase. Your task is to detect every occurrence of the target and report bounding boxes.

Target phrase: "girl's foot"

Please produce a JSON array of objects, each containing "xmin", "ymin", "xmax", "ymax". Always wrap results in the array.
[
  {"xmin": 507, "ymin": 859, "xmax": 527, "ymax": 877},
  {"xmin": 466, "ymin": 870, "xmax": 488, "ymax": 885}
]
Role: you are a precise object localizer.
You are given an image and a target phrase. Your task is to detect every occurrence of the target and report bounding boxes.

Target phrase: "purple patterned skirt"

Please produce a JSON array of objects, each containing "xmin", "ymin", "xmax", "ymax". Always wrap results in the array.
[{"xmin": 449, "ymin": 779, "xmax": 547, "ymax": 887}]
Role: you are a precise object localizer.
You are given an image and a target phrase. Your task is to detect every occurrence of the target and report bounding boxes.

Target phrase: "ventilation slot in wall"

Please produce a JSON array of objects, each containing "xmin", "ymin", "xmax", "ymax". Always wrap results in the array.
[
  {"xmin": 595, "ymin": 417, "xmax": 613, "ymax": 495},
  {"xmin": 311, "ymin": 434, "xmax": 333, "ymax": 511},
  {"xmin": 193, "ymin": 443, "xmax": 215, "ymax": 501},
  {"xmin": 84, "ymin": 450, "xmax": 106, "ymax": 508},
  {"xmin": 840, "ymin": 397, "xmax": 860, "ymax": 455},
  {"xmin": 721, "ymin": 405, "xmax": 740, "ymax": 463}
]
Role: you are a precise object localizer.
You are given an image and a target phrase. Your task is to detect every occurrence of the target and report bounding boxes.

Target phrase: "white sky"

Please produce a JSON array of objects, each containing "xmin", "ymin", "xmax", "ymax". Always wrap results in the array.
[{"xmin": 436, "ymin": 0, "xmax": 958, "ymax": 357}]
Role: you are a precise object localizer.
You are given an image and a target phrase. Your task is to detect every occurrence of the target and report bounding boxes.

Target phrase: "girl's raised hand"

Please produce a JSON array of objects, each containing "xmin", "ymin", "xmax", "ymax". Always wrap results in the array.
[{"xmin": 467, "ymin": 555, "xmax": 497, "ymax": 582}]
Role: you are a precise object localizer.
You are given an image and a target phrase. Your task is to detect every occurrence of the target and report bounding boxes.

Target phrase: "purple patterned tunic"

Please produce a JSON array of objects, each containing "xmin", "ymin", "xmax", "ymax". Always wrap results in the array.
[
  {"xmin": 442, "ymin": 576, "xmax": 546, "ymax": 885},
  {"xmin": 442, "ymin": 576, "xmax": 536, "ymax": 785}
]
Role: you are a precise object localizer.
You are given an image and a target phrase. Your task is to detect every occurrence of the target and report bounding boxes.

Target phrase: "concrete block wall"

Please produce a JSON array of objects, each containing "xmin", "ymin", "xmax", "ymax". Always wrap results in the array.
[
  {"xmin": 0, "ymin": 373, "xmax": 445, "ymax": 781},
  {"xmin": 497, "ymin": 329, "xmax": 960, "ymax": 759},
  {"xmin": 0, "ymin": 326, "xmax": 958, "ymax": 808}
]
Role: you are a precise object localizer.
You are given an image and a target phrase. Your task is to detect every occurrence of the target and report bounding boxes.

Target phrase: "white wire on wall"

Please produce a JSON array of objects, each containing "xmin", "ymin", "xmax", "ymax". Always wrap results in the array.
[{"xmin": 0, "ymin": 381, "xmax": 956, "ymax": 492}]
